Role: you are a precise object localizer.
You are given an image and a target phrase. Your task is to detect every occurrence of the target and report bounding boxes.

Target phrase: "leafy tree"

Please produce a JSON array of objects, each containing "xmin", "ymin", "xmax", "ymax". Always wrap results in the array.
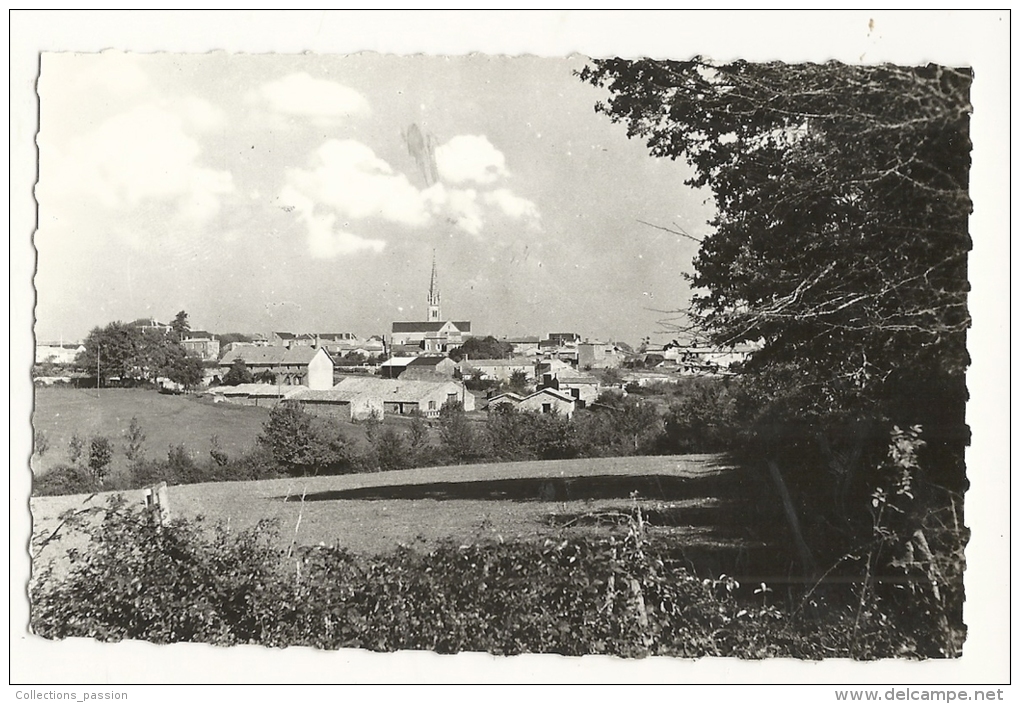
[
  {"xmin": 68, "ymin": 433, "xmax": 86, "ymax": 465},
  {"xmin": 222, "ymin": 357, "xmax": 255, "ymax": 386},
  {"xmin": 507, "ymin": 369, "xmax": 530, "ymax": 395},
  {"xmin": 171, "ymin": 310, "xmax": 190, "ymax": 342},
  {"xmin": 485, "ymin": 405, "xmax": 575, "ymax": 461},
  {"xmin": 77, "ymin": 322, "xmax": 143, "ymax": 385},
  {"xmin": 598, "ymin": 367, "xmax": 624, "ymax": 387},
  {"xmin": 587, "ymin": 391, "xmax": 662, "ymax": 453},
  {"xmin": 579, "ymin": 58, "xmax": 970, "ymax": 435},
  {"xmin": 406, "ymin": 410, "xmax": 434, "ymax": 466},
  {"xmin": 373, "ymin": 427, "xmax": 409, "ymax": 472},
  {"xmin": 88, "ymin": 436, "xmax": 113, "ymax": 485},
  {"xmin": 448, "ymin": 336, "xmax": 514, "ymax": 363},
  {"xmin": 660, "ymin": 377, "xmax": 740, "ymax": 454},
  {"xmin": 78, "ymin": 320, "xmax": 195, "ymax": 386},
  {"xmin": 438, "ymin": 400, "xmax": 476, "ymax": 463},
  {"xmin": 123, "ymin": 417, "xmax": 147, "ymax": 462},
  {"xmin": 165, "ymin": 352, "xmax": 205, "ymax": 391},
  {"xmin": 580, "ymin": 58, "xmax": 972, "ymax": 576},
  {"xmin": 254, "ymin": 369, "xmax": 277, "ymax": 385},
  {"xmin": 257, "ymin": 403, "xmax": 319, "ymax": 474},
  {"xmin": 257, "ymin": 403, "xmax": 353, "ymax": 476},
  {"xmin": 337, "ymin": 351, "xmax": 368, "ymax": 366},
  {"xmin": 209, "ymin": 435, "xmax": 229, "ymax": 467},
  {"xmin": 215, "ymin": 332, "xmax": 253, "ymax": 345}
]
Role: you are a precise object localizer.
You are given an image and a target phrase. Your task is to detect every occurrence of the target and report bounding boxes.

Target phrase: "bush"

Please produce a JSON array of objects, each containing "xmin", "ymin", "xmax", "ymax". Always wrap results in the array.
[
  {"xmin": 31, "ymin": 497, "xmax": 285, "ymax": 645},
  {"xmin": 32, "ymin": 463, "xmax": 99, "ymax": 496},
  {"xmin": 659, "ymin": 377, "xmax": 741, "ymax": 453},
  {"xmin": 257, "ymin": 402, "xmax": 354, "ymax": 476},
  {"xmin": 438, "ymin": 401, "xmax": 478, "ymax": 464},
  {"xmin": 30, "ymin": 498, "xmax": 954, "ymax": 658},
  {"xmin": 123, "ymin": 417, "xmax": 146, "ymax": 462},
  {"xmin": 485, "ymin": 405, "xmax": 576, "ymax": 461}
]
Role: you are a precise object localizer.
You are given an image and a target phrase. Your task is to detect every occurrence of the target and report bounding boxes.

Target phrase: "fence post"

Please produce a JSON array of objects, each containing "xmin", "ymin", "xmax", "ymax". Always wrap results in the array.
[{"xmin": 143, "ymin": 481, "xmax": 171, "ymax": 525}]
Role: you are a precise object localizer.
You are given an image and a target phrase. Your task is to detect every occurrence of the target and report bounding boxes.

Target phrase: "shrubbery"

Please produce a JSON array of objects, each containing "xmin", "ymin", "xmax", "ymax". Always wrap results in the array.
[
  {"xmin": 257, "ymin": 402, "xmax": 355, "ymax": 476},
  {"xmin": 34, "ymin": 379, "xmax": 752, "ymax": 497},
  {"xmin": 30, "ymin": 496, "xmax": 944, "ymax": 658}
]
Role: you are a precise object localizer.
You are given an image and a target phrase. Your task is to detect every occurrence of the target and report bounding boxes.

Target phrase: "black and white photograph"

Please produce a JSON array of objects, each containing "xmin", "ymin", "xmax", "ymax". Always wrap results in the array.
[{"xmin": 12, "ymin": 10, "xmax": 1009, "ymax": 690}]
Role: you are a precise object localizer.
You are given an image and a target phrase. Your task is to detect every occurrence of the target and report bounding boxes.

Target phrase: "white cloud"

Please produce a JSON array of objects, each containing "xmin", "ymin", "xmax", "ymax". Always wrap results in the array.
[
  {"xmin": 257, "ymin": 72, "xmax": 370, "ymax": 122},
  {"xmin": 422, "ymin": 184, "xmax": 484, "ymax": 236},
  {"xmin": 282, "ymin": 138, "xmax": 542, "ymax": 255},
  {"xmin": 483, "ymin": 188, "xmax": 540, "ymax": 222},
  {"xmin": 435, "ymin": 135, "xmax": 508, "ymax": 185},
  {"xmin": 281, "ymin": 185, "xmax": 386, "ymax": 258},
  {"xmin": 283, "ymin": 139, "xmax": 429, "ymax": 227},
  {"xmin": 39, "ymin": 101, "xmax": 234, "ymax": 224}
]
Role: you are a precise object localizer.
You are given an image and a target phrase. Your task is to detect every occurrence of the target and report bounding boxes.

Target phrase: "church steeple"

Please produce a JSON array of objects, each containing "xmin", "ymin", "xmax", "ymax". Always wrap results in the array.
[{"xmin": 427, "ymin": 251, "xmax": 442, "ymax": 322}]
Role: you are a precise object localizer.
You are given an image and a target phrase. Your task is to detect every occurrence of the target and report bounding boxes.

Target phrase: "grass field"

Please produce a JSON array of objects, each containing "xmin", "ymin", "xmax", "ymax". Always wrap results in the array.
[
  {"xmin": 30, "ymin": 454, "xmax": 769, "ymax": 576},
  {"xmin": 30, "ymin": 387, "xmax": 272, "ymax": 478}
]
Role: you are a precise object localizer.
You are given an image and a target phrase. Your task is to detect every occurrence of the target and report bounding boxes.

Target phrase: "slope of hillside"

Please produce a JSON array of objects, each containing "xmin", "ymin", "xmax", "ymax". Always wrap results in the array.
[{"xmin": 30, "ymin": 454, "xmax": 758, "ymax": 559}]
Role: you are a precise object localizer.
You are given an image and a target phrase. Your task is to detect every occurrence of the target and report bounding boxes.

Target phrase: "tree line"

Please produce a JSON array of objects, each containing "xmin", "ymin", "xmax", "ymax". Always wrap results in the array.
[
  {"xmin": 579, "ymin": 58, "xmax": 971, "ymax": 648},
  {"xmin": 74, "ymin": 311, "xmax": 205, "ymax": 390},
  {"xmin": 33, "ymin": 377, "xmax": 738, "ymax": 496}
]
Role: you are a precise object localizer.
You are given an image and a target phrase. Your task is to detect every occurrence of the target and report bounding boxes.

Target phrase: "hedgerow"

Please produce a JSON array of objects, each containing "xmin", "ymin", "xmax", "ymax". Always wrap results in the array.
[{"xmin": 29, "ymin": 496, "xmax": 948, "ymax": 658}]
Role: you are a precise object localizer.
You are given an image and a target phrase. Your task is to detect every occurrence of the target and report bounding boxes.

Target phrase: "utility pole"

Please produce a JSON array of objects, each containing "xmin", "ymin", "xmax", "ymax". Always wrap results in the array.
[{"xmin": 96, "ymin": 345, "xmax": 101, "ymax": 397}]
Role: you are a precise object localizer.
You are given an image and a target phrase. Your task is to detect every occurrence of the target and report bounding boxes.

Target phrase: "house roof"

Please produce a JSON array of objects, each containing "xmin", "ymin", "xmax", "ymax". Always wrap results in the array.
[
  {"xmin": 221, "ymin": 346, "xmax": 329, "ymax": 366},
  {"xmin": 487, "ymin": 392, "xmax": 524, "ymax": 405},
  {"xmin": 554, "ymin": 376, "xmax": 599, "ymax": 385},
  {"xmin": 547, "ymin": 370, "xmax": 599, "ymax": 384},
  {"xmin": 130, "ymin": 318, "xmax": 169, "ymax": 328},
  {"xmin": 526, "ymin": 388, "xmax": 577, "ymax": 403},
  {"xmin": 184, "ymin": 331, "xmax": 214, "ymax": 340},
  {"xmin": 289, "ymin": 387, "xmax": 365, "ymax": 403},
  {"xmin": 392, "ymin": 321, "xmax": 472, "ymax": 333},
  {"xmin": 408, "ymin": 356, "xmax": 453, "ymax": 367},
  {"xmin": 461, "ymin": 357, "xmax": 534, "ymax": 368},
  {"xmin": 37, "ymin": 342, "xmax": 85, "ymax": 350},
  {"xmin": 380, "ymin": 356, "xmax": 416, "ymax": 368},
  {"xmin": 333, "ymin": 376, "xmax": 463, "ymax": 403},
  {"xmin": 211, "ymin": 383, "xmax": 304, "ymax": 397}
]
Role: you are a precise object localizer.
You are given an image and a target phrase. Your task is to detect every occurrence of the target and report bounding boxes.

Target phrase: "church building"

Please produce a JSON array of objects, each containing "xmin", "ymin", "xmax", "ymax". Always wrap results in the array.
[{"xmin": 390, "ymin": 255, "xmax": 472, "ymax": 354}]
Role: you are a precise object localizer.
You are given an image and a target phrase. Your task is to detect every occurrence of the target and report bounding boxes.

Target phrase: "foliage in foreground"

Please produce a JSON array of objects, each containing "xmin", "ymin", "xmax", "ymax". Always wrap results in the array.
[
  {"xmin": 580, "ymin": 58, "xmax": 972, "ymax": 593},
  {"xmin": 31, "ymin": 497, "xmax": 961, "ymax": 659}
]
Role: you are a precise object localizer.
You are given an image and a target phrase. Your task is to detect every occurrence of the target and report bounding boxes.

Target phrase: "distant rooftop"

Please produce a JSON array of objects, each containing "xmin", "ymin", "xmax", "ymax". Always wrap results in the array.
[{"xmin": 221, "ymin": 346, "xmax": 327, "ymax": 366}]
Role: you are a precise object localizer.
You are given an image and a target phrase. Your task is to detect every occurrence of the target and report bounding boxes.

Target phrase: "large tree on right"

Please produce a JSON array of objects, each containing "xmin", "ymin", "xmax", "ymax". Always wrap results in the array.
[{"xmin": 580, "ymin": 60, "xmax": 972, "ymax": 561}]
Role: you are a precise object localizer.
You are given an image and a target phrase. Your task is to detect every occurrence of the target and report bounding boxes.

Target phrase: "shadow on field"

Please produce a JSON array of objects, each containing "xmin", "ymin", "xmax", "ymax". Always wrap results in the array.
[
  {"xmin": 546, "ymin": 500, "xmax": 738, "ymax": 529},
  {"xmin": 281, "ymin": 471, "xmax": 748, "ymax": 504}
]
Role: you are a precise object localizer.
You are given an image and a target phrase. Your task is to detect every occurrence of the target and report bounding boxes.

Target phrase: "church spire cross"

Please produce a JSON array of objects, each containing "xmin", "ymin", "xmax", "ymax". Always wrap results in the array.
[{"xmin": 427, "ymin": 250, "xmax": 442, "ymax": 322}]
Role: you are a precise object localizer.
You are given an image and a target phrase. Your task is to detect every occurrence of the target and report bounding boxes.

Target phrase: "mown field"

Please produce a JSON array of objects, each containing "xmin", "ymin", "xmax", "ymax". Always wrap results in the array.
[
  {"xmin": 30, "ymin": 455, "xmax": 770, "ymax": 574},
  {"xmin": 31, "ymin": 387, "xmax": 271, "ymax": 477}
]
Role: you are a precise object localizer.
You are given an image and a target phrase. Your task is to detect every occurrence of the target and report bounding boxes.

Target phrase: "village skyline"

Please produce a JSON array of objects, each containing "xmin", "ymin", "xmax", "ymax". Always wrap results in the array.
[{"xmin": 34, "ymin": 52, "xmax": 716, "ymax": 346}]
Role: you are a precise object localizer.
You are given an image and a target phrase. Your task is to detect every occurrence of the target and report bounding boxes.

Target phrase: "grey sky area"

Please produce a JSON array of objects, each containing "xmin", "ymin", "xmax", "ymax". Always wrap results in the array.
[{"xmin": 35, "ymin": 52, "xmax": 713, "ymax": 344}]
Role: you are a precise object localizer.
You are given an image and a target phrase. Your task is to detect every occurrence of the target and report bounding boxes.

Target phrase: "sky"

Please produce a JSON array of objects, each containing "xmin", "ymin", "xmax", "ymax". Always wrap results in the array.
[{"xmin": 34, "ymin": 52, "xmax": 716, "ymax": 345}]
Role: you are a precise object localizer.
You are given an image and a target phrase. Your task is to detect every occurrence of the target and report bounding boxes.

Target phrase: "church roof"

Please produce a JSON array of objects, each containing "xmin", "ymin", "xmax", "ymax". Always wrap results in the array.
[{"xmin": 392, "ymin": 321, "xmax": 471, "ymax": 333}]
